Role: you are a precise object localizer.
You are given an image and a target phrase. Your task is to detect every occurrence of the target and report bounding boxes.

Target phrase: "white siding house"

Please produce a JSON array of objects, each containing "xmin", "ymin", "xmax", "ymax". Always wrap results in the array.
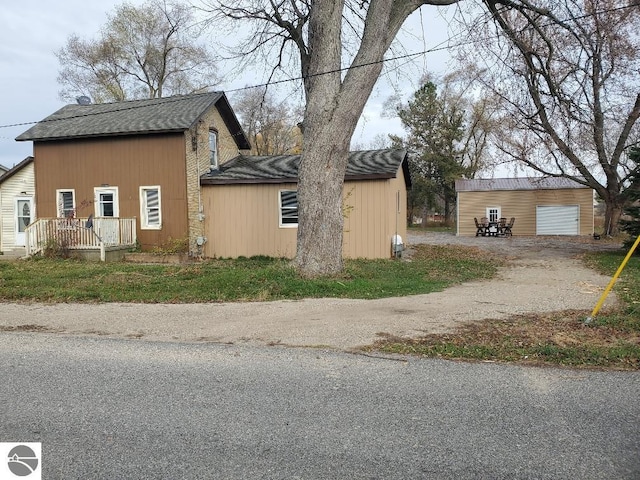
[{"xmin": 0, "ymin": 157, "xmax": 35, "ymax": 253}]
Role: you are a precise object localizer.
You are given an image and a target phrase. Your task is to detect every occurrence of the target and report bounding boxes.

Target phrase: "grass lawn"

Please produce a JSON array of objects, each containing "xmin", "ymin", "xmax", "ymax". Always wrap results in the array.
[
  {"xmin": 369, "ymin": 250, "xmax": 640, "ymax": 370},
  {"xmin": 2, "ymin": 245, "xmax": 637, "ymax": 370},
  {"xmin": 0, "ymin": 244, "xmax": 500, "ymax": 303}
]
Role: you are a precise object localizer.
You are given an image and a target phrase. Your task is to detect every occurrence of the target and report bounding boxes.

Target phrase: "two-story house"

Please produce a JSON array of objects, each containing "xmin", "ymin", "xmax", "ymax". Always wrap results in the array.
[{"xmin": 17, "ymin": 92, "xmax": 251, "ymax": 256}]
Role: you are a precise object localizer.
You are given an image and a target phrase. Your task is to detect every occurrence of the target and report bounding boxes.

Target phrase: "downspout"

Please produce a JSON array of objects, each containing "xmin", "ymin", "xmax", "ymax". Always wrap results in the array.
[
  {"xmin": 195, "ymin": 121, "xmax": 205, "ymax": 258},
  {"xmin": 196, "ymin": 121, "xmax": 203, "ymax": 220}
]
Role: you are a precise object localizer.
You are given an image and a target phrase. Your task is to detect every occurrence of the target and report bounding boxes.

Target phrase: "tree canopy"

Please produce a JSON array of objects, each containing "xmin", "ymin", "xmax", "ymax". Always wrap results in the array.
[
  {"xmin": 232, "ymin": 87, "xmax": 303, "ymax": 155},
  {"xmin": 391, "ymin": 75, "xmax": 493, "ymax": 223},
  {"xmin": 56, "ymin": 0, "xmax": 218, "ymax": 103}
]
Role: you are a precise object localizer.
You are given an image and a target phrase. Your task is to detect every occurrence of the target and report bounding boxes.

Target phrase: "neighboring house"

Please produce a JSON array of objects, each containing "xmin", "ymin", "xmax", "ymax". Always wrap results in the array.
[
  {"xmin": 16, "ymin": 92, "xmax": 251, "ymax": 255},
  {"xmin": 0, "ymin": 157, "xmax": 35, "ymax": 253},
  {"xmin": 200, "ymin": 149, "xmax": 410, "ymax": 259},
  {"xmin": 0, "ymin": 165, "xmax": 8, "ymax": 176},
  {"xmin": 455, "ymin": 177, "xmax": 594, "ymax": 236}
]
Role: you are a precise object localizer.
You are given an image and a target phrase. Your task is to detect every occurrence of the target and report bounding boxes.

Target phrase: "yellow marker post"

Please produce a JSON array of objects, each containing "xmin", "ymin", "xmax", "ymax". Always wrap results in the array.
[{"xmin": 585, "ymin": 234, "xmax": 640, "ymax": 324}]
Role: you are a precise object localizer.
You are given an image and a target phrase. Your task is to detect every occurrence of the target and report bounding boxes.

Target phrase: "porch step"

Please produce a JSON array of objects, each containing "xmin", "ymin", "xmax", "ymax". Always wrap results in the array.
[{"xmin": 0, "ymin": 248, "xmax": 27, "ymax": 260}]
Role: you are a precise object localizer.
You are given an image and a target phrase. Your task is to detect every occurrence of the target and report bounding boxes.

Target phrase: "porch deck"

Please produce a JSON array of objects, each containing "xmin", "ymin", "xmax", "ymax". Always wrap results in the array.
[{"xmin": 25, "ymin": 217, "xmax": 137, "ymax": 260}]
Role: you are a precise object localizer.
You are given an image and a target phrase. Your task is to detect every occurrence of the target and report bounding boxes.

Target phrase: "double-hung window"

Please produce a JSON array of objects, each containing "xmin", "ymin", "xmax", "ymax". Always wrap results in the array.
[
  {"xmin": 140, "ymin": 186, "xmax": 162, "ymax": 229},
  {"xmin": 56, "ymin": 189, "xmax": 75, "ymax": 218},
  {"xmin": 279, "ymin": 190, "xmax": 298, "ymax": 227}
]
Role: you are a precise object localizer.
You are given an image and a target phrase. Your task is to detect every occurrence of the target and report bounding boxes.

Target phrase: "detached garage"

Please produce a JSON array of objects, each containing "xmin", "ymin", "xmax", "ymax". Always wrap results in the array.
[{"xmin": 455, "ymin": 177, "xmax": 594, "ymax": 237}]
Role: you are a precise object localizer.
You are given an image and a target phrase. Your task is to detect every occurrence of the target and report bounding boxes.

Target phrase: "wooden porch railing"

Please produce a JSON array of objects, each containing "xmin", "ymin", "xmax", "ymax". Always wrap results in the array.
[{"xmin": 25, "ymin": 217, "xmax": 137, "ymax": 259}]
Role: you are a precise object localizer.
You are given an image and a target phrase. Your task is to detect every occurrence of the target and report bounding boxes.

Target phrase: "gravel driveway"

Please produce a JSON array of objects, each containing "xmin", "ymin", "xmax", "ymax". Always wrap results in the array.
[{"xmin": 0, "ymin": 233, "xmax": 623, "ymax": 350}]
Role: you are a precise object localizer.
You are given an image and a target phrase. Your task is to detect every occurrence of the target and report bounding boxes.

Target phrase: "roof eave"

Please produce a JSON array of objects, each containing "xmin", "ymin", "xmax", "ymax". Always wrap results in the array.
[
  {"xmin": 200, "ymin": 172, "xmax": 401, "ymax": 186},
  {"xmin": 17, "ymin": 128, "xmax": 187, "ymax": 143},
  {"xmin": 200, "ymin": 176, "xmax": 299, "ymax": 185}
]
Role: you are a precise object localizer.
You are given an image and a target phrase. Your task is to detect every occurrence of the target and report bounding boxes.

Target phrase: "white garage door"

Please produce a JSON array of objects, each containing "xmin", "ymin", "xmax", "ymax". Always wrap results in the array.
[{"xmin": 536, "ymin": 205, "xmax": 580, "ymax": 235}]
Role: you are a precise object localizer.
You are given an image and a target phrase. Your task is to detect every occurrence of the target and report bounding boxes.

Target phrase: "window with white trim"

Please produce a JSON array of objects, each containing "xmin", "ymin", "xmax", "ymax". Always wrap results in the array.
[
  {"xmin": 94, "ymin": 186, "xmax": 119, "ymax": 217},
  {"xmin": 486, "ymin": 207, "xmax": 501, "ymax": 223},
  {"xmin": 56, "ymin": 189, "xmax": 75, "ymax": 218},
  {"xmin": 279, "ymin": 190, "xmax": 298, "ymax": 227},
  {"xmin": 209, "ymin": 130, "xmax": 219, "ymax": 169},
  {"xmin": 140, "ymin": 186, "xmax": 162, "ymax": 229}
]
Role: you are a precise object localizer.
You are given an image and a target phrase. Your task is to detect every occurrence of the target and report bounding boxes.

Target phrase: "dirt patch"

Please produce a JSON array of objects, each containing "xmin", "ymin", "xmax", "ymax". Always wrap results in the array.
[
  {"xmin": 0, "ymin": 234, "xmax": 624, "ymax": 350},
  {"xmin": 405, "ymin": 231, "xmax": 623, "ymax": 260}
]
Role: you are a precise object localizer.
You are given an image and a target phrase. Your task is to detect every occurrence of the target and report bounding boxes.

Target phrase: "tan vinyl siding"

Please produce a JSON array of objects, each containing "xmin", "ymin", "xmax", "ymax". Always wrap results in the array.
[
  {"xmin": 203, "ymin": 183, "xmax": 298, "ymax": 258},
  {"xmin": 0, "ymin": 161, "xmax": 35, "ymax": 252},
  {"xmin": 343, "ymin": 174, "xmax": 407, "ymax": 258},
  {"xmin": 202, "ymin": 170, "xmax": 408, "ymax": 259},
  {"xmin": 34, "ymin": 134, "xmax": 188, "ymax": 250},
  {"xmin": 457, "ymin": 188, "xmax": 593, "ymax": 236}
]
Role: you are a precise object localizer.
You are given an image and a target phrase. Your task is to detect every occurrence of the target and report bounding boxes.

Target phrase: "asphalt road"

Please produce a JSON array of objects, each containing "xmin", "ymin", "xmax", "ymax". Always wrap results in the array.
[{"xmin": 1, "ymin": 333, "xmax": 639, "ymax": 479}]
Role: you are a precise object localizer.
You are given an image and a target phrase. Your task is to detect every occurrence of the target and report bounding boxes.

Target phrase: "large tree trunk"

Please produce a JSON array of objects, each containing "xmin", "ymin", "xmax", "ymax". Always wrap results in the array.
[
  {"xmin": 603, "ymin": 196, "xmax": 625, "ymax": 237},
  {"xmin": 294, "ymin": 130, "xmax": 351, "ymax": 276},
  {"xmin": 293, "ymin": 0, "xmax": 412, "ymax": 277},
  {"xmin": 291, "ymin": 0, "xmax": 460, "ymax": 276}
]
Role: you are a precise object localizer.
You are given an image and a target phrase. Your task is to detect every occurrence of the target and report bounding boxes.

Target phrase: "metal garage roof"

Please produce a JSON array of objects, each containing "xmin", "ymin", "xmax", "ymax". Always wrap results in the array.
[{"xmin": 455, "ymin": 177, "xmax": 589, "ymax": 192}]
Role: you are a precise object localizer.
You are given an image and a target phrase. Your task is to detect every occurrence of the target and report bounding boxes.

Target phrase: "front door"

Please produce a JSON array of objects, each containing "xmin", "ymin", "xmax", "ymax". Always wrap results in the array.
[{"xmin": 15, "ymin": 196, "xmax": 33, "ymax": 246}]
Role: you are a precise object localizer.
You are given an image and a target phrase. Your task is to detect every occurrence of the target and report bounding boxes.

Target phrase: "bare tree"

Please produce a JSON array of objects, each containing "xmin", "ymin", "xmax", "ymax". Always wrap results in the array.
[
  {"xmin": 232, "ymin": 87, "xmax": 303, "ymax": 154},
  {"xmin": 203, "ymin": 0, "xmax": 464, "ymax": 276},
  {"xmin": 206, "ymin": 1, "xmax": 577, "ymax": 275},
  {"xmin": 462, "ymin": 0, "xmax": 640, "ymax": 234},
  {"xmin": 389, "ymin": 72, "xmax": 495, "ymax": 223},
  {"xmin": 56, "ymin": 0, "xmax": 218, "ymax": 102}
]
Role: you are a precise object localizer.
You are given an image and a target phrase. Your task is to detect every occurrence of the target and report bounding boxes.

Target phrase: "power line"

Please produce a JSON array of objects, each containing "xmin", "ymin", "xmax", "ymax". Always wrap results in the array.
[{"xmin": 0, "ymin": 2, "xmax": 636, "ymax": 132}]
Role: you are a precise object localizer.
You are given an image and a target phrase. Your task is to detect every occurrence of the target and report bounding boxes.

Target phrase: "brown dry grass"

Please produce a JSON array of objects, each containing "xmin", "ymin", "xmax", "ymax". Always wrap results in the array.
[{"xmin": 370, "ymin": 309, "xmax": 640, "ymax": 370}]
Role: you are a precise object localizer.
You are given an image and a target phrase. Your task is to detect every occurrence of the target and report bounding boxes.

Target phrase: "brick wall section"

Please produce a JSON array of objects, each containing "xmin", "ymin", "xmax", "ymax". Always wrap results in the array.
[{"xmin": 184, "ymin": 106, "xmax": 249, "ymax": 256}]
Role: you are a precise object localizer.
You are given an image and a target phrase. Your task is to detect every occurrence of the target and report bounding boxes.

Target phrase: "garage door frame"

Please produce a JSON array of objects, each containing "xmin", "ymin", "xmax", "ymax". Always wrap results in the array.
[{"xmin": 536, "ymin": 205, "xmax": 580, "ymax": 235}]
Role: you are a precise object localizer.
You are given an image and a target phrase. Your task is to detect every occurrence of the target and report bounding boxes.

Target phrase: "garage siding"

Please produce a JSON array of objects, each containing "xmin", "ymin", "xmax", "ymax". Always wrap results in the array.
[{"xmin": 457, "ymin": 187, "xmax": 593, "ymax": 236}]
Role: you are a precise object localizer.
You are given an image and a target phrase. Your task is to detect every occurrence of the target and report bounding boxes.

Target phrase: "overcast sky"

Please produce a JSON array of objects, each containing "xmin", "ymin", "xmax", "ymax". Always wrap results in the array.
[{"xmin": 0, "ymin": 0, "xmax": 455, "ymax": 170}]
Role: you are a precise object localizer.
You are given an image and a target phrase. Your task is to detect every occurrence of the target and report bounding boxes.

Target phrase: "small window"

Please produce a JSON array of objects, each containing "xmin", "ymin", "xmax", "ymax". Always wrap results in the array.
[
  {"xmin": 279, "ymin": 190, "xmax": 298, "ymax": 227},
  {"xmin": 56, "ymin": 189, "xmax": 75, "ymax": 218},
  {"xmin": 94, "ymin": 187, "xmax": 119, "ymax": 217},
  {"xmin": 140, "ymin": 186, "xmax": 162, "ymax": 230},
  {"xmin": 209, "ymin": 130, "xmax": 219, "ymax": 169},
  {"xmin": 486, "ymin": 207, "xmax": 501, "ymax": 223}
]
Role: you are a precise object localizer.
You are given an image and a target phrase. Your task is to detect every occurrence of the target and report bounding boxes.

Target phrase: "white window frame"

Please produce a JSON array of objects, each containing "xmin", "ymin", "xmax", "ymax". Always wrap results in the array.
[
  {"xmin": 140, "ymin": 186, "xmax": 162, "ymax": 230},
  {"xmin": 94, "ymin": 186, "xmax": 119, "ymax": 218},
  {"xmin": 56, "ymin": 189, "xmax": 76, "ymax": 218},
  {"xmin": 486, "ymin": 206, "xmax": 501, "ymax": 223},
  {"xmin": 279, "ymin": 190, "xmax": 298, "ymax": 228},
  {"xmin": 209, "ymin": 129, "xmax": 219, "ymax": 170}
]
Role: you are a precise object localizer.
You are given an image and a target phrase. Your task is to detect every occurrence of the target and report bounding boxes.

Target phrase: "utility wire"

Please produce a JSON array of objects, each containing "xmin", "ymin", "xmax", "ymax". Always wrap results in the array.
[{"xmin": 0, "ymin": 2, "xmax": 636, "ymax": 132}]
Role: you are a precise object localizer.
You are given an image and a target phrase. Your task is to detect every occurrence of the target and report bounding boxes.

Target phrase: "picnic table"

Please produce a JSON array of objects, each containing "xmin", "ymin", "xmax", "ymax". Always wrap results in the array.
[{"xmin": 474, "ymin": 217, "xmax": 514, "ymax": 237}]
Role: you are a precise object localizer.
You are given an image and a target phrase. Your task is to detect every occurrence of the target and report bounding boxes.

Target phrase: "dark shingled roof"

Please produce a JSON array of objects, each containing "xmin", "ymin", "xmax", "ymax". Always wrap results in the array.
[
  {"xmin": 455, "ymin": 177, "xmax": 589, "ymax": 192},
  {"xmin": 16, "ymin": 91, "xmax": 251, "ymax": 149},
  {"xmin": 200, "ymin": 149, "xmax": 411, "ymax": 186}
]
